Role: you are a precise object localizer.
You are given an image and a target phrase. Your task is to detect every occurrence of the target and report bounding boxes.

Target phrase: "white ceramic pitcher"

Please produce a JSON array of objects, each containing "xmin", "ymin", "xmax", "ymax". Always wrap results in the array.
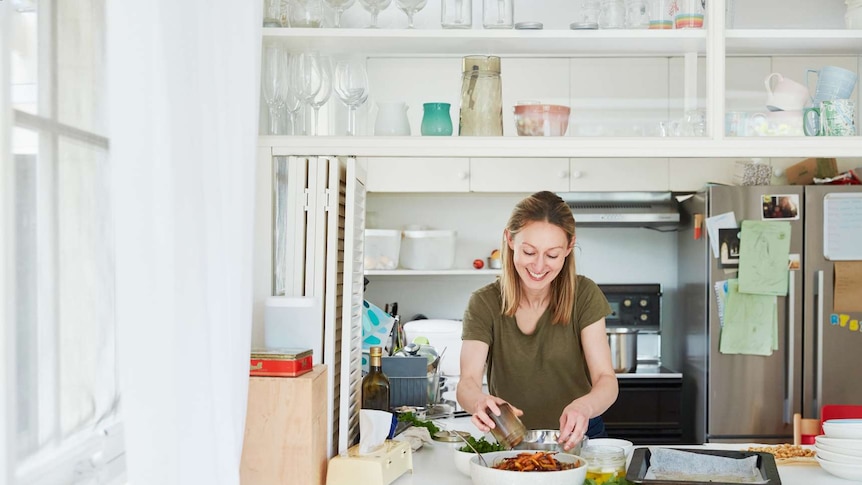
[{"xmin": 374, "ymin": 101, "xmax": 411, "ymax": 136}]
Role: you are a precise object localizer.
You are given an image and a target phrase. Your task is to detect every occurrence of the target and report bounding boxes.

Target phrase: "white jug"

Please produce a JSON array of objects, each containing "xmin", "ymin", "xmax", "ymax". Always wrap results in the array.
[{"xmin": 374, "ymin": 101, "xmax": 411, "ymax": 136}]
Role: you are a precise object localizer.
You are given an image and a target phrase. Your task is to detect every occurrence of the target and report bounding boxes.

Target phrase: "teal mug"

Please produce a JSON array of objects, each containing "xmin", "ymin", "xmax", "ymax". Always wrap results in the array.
[
  {"xmin": 421, "ymin": 103, "xmax": 453, "ymax": 136},
  {"xmin": 803, "ymin": 99, "xmax": 856, "ymax": 136}
]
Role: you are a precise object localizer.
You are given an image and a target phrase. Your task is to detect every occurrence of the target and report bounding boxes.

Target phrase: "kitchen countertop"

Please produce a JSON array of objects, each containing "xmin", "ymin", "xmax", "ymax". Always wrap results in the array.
[
  {"xmin": 389, "ymin": 417, "xmax": 846, "ymax": 485},
  {"xmin": 615, "ymin": 364, "xmax": 681, "ymax": 379}
]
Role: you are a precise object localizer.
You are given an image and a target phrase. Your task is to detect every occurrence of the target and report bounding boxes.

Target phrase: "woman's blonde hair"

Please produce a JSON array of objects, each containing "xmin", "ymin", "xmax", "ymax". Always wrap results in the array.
[{"xmin": 500, "ymin": 191, "xmax": 577, "ymax": 325}]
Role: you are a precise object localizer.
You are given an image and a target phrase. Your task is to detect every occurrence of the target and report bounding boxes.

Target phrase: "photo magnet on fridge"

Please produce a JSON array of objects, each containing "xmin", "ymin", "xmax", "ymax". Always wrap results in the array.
[
  {"xmin": 718, "ymin": 228, "xmax": 740, "ymax": 269},
  {"xmin": 762, "ymin": 194, "xmax": 800, "ymax": 220}
]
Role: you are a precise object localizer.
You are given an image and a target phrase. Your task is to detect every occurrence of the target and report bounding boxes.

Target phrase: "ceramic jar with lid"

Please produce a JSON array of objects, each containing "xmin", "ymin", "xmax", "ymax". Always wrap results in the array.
[{"xmin": 459, "ymin": 55, "xmax": 503, "ymax": 136}]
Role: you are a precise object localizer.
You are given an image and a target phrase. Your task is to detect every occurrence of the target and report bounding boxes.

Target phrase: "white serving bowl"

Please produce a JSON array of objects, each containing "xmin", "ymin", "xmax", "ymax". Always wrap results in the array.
[
  {"xmin": 816, "ymin": 446, "xmax": 862, "ymax": 465},
  {"xmin": 815, "ymin": 440, "xmax": 862, "ymax": 458},
  {"xmin": 823, "ymin": 419, "xmax": 862, "ymax": 439},
  {"xmin": 815, "ymin": 435, "xmax": 862, "ymax": 452},
  {"xmin": 455, "ymin": 448, "xmax": 485, "ymax": 477},
  {"xmin": 585, "ymin": 438, "xmax": 634, "ymax": 458},
  {"xmin": 816, "ymin": 455, "xmax": 862, "ymax": 481},
  {"xmin": 470, "ymin": 451, "xmax": 587, "ymax": 485}
]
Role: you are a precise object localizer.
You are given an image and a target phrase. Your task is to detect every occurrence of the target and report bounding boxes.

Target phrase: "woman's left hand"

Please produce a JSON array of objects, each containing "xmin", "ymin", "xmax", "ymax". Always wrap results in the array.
[{"xmin": 558, "ymin": 401, "xmax": 591, "ymax": 451}]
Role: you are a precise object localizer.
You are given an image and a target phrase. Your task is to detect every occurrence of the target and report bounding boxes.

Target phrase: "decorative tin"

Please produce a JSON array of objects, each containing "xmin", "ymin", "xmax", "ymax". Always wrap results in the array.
[{"xmin": 250, "ymin": 348, "xmax": 313, "ymax": 377}]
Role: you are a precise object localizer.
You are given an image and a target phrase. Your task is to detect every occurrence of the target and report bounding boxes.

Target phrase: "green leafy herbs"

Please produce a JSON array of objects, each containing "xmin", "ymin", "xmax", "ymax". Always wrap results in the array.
[
  {"xmin": 457, "ymin": 436, "xmax": 505, "ymax": 453},
  {"xmin": 397, "ymin": 411, "xmax": 440, "ymax": 435}
]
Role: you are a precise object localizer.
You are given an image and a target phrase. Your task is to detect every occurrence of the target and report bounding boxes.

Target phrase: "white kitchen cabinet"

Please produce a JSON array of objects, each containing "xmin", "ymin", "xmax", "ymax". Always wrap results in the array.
[
  {"xmin": 469, "ymin": 158, "xmax": 569, "ymax": 192},
  {"xmin": 570, "ymin": 158, "xmax": 669, "ymax": 192},
  {"xmin": 363, "ymin": 157, "xmax": 470, "ymax": 192},
  {"xmin": 668, "ymin": 158, "xmax": 737, "ymax": 191}
]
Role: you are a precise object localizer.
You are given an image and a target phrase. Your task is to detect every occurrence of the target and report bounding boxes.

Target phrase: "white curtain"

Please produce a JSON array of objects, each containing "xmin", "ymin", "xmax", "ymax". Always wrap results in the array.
[{"xmin": 106, "ymin": 2, "xmax": 261, "ymax": 484}]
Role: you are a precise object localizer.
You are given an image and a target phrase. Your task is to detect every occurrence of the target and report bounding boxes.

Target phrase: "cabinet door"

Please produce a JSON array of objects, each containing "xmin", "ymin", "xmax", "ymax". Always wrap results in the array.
[
  {"xmin": 364, "ymin": 157, "xmax": 470, "ymax": 192},
  {"xmin": 669, "ymin": 158, "xmax": 736, "ymax": 191},
  {"xmin": 570, "ymin": 158, "xmax": 669, "ymax": 191},
  {"xmin": 470, "ymin": 158, "xmax": 569, "ymax": 193}
]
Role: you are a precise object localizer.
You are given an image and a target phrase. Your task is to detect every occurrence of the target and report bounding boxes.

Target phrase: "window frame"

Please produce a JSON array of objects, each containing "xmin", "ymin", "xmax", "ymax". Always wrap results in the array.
[{"xmin": 1, "ymin": 1, "xmax": 124, "ymax": 483}]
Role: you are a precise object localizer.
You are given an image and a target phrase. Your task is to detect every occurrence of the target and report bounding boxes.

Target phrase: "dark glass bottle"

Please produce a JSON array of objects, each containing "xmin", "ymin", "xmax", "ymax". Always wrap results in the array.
[{"xmin": 362, "ymin": 346, "xmax": 391, "ymax": 411}]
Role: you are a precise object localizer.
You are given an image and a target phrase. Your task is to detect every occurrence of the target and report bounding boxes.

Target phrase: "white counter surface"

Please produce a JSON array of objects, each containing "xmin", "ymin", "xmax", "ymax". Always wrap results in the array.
[{"xmin": 390, "ymin": 417, "xmax": 852, "ymax": 485}]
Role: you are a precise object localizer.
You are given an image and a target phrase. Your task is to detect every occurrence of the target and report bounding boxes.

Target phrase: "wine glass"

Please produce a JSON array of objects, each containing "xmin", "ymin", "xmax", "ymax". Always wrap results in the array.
[
  {"xmin": 324, "ymin": 0, "xmax": 356, "ymax": 27},
  {"xmin": 290, "ymin": 52, "xmax": 324, "ymax": 134},
  {"xmin": 308, "ymin": 56, "xmax": 333, "ymax": 136},
  {"xmin": 333, "ymin": 58, "xmax": 369, "ymax": 136},
  {"xmin": 395, "ymin": 0, "xmax": 427, "ymax": 28},
  {"xmin": 279, "ymin": 53, "xmax": 303, "ymax": 135},
  {"xmin": 262, "ymin": 43, "xmax": 287, "ymax": 134},
  {"xmin": 359, "ymin": 0, "xmax": 392, "ymax": 28}
]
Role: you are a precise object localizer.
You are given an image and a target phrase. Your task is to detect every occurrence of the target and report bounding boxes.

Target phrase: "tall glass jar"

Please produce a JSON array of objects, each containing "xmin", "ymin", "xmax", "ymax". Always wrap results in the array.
[
  {"xmin": 459, "ymin": 56, "xmax": 503, "ymax": 136},
  {"xmin": 442, "ymin": 0, "xmax": 472, "ymax": 28},
  {"xmin": 483, "ymin": 0, "xmax": 514, "ymax": 29}
]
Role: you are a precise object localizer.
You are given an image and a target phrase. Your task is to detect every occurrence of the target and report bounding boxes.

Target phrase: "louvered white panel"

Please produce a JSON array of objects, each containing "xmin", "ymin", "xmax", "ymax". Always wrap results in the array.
[
  {"xmin": 338, "ymin": 157, "xmax": 366, "ymax": 454},
  {"xmin": 283, "ymin": 157, "xmax": 309, "ymax": 296}
]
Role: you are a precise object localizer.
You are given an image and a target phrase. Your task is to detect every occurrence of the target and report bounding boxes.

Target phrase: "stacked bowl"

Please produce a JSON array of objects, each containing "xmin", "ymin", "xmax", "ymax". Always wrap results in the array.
[{"xmin": 814, "ymin": 419, "xmax": 862, "ymax": 481}]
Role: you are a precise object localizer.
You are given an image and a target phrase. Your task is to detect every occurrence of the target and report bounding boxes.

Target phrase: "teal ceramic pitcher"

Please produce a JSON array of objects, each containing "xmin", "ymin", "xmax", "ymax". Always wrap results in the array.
[{"xmin": 421, "ymin": 103, "xmax": 453, "ymax": 136}]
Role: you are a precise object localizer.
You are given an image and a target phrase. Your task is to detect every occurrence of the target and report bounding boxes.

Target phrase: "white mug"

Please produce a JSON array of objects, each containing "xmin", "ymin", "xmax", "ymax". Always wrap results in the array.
[{"xmin": 764, "ymin": 73, "xmax": 810, "ymax": 112}]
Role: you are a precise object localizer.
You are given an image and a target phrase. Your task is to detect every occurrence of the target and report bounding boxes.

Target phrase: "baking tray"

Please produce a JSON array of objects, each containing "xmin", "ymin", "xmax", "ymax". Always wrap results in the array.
[{"xmin": 626, "ymin": 448, "xmax": 781, "ymax": 485}]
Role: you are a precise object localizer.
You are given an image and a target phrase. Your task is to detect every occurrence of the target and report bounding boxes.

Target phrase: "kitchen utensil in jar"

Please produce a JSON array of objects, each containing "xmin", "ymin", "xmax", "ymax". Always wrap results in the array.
[
  {"xmin": 374, "ymin": 101, "xmax": 411, "ymax": 136},
  {"xmin": 482, "ymin": 0, "xmax": 514, "ymax": 29},
  {"xmin": 441, "ymin": 0, "xmax": 472, "ymax": 28},
  {"xmin": 459, "ymin": 56, "xmax": 503, "ymax": 136},
  {"xmin": 486, "ymin": 402, "xmax": 527, "ymax": 449},
  {"xmin": 421, "ymin": 103, "xmax": 453, "ymax": 136}
]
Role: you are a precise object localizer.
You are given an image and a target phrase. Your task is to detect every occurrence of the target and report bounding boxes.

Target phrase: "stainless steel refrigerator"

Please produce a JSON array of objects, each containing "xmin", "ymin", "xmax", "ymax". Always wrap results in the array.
[{"xmin": 678, "ymin": 184, "xmax": 862, "ymax": 444}]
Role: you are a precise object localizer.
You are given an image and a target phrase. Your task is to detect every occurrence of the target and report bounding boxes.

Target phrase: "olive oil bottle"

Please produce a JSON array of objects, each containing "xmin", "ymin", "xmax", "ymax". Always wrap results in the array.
[{"xmin": 362, "ymin": 346, "xmax": 391, "ymax": 411}]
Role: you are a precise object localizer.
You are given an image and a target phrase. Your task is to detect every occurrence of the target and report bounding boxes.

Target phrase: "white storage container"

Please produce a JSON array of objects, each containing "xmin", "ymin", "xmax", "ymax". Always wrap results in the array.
[
  {"xmin": 399, "ymin": 230, "xmax": 457, "ymax": 270},
  {"xmin": 364, "ymin": 229, "xmax": 401, "ymax": 270},
  {"xmin": 403, "ymin": 319, "xmax": 463, "ymax": 376}
]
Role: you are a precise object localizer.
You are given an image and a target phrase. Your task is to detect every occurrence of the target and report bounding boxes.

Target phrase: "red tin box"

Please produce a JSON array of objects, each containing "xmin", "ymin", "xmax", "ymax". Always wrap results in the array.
[{"xmin": 250, "ymin": 348, "xmax": 313, "ymax": 377}]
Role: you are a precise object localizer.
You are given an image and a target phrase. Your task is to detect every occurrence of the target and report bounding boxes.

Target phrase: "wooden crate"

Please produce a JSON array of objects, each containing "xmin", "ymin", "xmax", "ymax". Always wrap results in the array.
[{"xmin": 241, "ymin": 365, "xmax": 328, "ymax": 485}]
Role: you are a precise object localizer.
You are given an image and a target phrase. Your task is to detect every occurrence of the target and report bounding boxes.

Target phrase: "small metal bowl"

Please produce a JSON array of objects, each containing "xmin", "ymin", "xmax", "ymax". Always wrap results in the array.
[{"xmin": 514, "ymin": 429, "xmax": 586, "ymax": 455}]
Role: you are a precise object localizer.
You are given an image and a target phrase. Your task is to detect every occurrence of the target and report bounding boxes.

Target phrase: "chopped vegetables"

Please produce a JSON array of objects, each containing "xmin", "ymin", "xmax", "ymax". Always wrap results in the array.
[
  {"xmin": 491, "ymin": 451, "xmax": 578, "ymax": 472},
  {"xmin": 397, "ymin": 411, "xmax": 440, "ymax": 435},
  {"xmin": 457, "ymin": 436, "xmax": 506, "ymax": 453}
]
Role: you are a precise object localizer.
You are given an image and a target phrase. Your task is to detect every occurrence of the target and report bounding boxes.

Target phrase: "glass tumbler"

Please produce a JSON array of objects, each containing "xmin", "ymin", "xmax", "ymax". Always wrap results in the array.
[
  {"xmin": 421, "ymin": 103, "xmax": 453, "ymax": 136},
  {"xmin": 288, "ymin": 0, "xmax": 324, "ymax": 27},
  {"xmin": 646, "ymin": 0, "xmax": 673, "ymax": 29},
  {"xmin": 442, "ymin": 0, "xmax": 472, "ymax": 28},
  {"xmin": 625, "ymin": 0, "xmax": 649, "ymax": 28},
  {"xmin": 486, "ymin": 403, "xmax": 526, "ymax": 449},
  {"xmin": 598, "ymin": 0, "xmax": 626, "ymax": 28},
  {"xmin": 674, "ymin": 0, "xmax": 705, "ymax": 29},
  {"xmin": 483, "ymin": 0, "xmax": 514, "ymax": 29}
]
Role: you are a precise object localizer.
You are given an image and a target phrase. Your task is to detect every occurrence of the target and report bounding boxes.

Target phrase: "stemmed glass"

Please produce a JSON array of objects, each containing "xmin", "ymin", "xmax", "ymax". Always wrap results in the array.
[
  {"xmin": 262, "ymin": 43, "xmax": 287, "ymax": 134},
  {"xmin": 333, "ymin": 58, "xmax": 369, "ymax": 136},
  {"xmin": 395, "ymin": 0, "xmax": 427, "ymax": 28},
  {"xmin": 308, "ymin": 56, "xmax": 333, "ymax": 136},
  {"xmin": 324, "ymin": 0, "xmax": 356, "ymax": 27},
  {"xmin": 280, "ymin": 53, "xmax": 303, "ymax": 135},
  {"xmin": 290, "ymin": 52, "xmax": 324, "ymax": 135},
  {"xmin": 359, "ymin": 0, "xmax": 392, "ymax": 28}
]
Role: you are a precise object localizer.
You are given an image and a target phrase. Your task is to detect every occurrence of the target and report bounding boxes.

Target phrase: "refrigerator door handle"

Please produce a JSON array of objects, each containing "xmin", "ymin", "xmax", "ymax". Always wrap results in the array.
[
  {"xmin": 784, "ymin": 275, "xmax": 795, "ymax": 424},
  {"xmin": 815, "ymin": 270, "xmax": 825, "ymax": 414}
]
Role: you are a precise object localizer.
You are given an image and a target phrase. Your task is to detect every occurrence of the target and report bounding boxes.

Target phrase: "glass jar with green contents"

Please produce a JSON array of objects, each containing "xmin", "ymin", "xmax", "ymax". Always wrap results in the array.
[{"xmin": 581, "ymin": 445, "xmax": 627, "ymax": 484}]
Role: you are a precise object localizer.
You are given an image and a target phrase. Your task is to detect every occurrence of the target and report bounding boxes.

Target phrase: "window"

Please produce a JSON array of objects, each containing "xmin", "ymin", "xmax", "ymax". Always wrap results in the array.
[{"xmin": 3, "ymin": 0, "xmax": 123, "ymax": 483}]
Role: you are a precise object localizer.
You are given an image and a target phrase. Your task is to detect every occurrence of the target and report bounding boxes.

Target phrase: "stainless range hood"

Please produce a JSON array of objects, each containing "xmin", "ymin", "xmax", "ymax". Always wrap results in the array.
[{"xmin": 556, "ymin": 192, "xmax": 680, "ymax": 228}]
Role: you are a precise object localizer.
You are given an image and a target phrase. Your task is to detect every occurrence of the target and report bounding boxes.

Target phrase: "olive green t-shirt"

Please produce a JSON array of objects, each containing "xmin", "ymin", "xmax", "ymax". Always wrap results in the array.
[{"xmin": 461, "ymin": 275, "xmax": 612, "ymax": 430}]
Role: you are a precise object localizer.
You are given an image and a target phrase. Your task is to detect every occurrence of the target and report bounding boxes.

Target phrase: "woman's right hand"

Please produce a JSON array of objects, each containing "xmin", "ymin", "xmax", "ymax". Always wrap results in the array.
[{"xmin": 470, "ymin": 395, "xmax": 523, "ymax": 433}]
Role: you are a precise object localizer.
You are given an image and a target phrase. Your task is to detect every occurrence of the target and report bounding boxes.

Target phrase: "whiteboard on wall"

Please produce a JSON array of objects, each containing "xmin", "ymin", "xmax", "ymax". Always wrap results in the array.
[{"xmin": 824, "ymin": 193, "xmax": 862, "ymax": 261}]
